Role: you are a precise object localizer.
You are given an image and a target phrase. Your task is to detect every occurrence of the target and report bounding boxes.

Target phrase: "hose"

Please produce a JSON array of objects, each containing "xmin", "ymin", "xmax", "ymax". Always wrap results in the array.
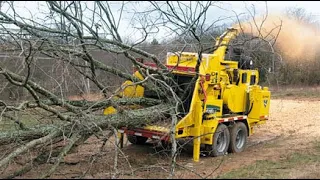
[
  {"xmin": 246, "ymin": 102, "xmax": 254, "ymax": 115},
  {"xmin": 245, "ymin": 91, "xmax": 254, "ymax": 115}
]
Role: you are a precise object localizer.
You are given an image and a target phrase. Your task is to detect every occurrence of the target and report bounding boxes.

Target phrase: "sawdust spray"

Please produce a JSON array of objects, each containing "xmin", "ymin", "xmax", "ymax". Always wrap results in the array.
[{"xmin": 233, "ymin": 14, "xmax": 320, "ymax": 63}]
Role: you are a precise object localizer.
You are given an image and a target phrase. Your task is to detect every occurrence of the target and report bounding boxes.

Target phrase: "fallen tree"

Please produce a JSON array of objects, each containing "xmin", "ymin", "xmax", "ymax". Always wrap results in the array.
[
  {"xmin": 0, "ymin": 103, "xmax": 171, "ymax": 168},
  {"xmin": 0, "ymin": 100, "xmax": 169, "ymax": 145}
]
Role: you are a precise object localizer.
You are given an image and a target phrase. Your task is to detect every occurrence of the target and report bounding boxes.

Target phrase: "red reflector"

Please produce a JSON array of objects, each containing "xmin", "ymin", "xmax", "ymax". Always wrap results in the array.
[
  {"xmin": 260, "ymin": 116, "xmax": 268, "ymax": 120},
  {"xmin": 205, "ymin": 74, "xmax": 210, "ymax": 81}
]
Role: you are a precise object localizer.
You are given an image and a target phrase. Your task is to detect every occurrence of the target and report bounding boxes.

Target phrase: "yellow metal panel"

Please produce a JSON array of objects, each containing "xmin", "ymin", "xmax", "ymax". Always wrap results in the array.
[
  {"xmin": 103, "ymin": 71, "xmax": 145, "ymax": 115},
  {"xmin": 248, "ymin": 86, "xmax": 271, "ymax": 120},
  {"xmin": 223, "ymin": 85, "xmax": 246, "ymax": 113},
  {"xmin": 202, "ymin": 120, "xmax": 219, "ymax": 145},
  {"xmin": 120, "ymin": 71, "xmax": 145, "ymax": 98},
  {"xmin": 166, "ymin": 52, "xmax": 198, "ymax": 67},
  {"xmin": 103, "ymin": 106, "xmax": 117, "ymax": 115},
  {"xmin": 143, "ymin": 125, "xmax": 169, "ymax": 133}
]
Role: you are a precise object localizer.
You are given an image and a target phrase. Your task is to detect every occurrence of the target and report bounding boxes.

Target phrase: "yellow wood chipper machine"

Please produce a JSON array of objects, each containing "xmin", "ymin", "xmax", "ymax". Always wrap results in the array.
[{"xmin": 103, "ymin": 27, "xmax": 271, "ymax": 162}]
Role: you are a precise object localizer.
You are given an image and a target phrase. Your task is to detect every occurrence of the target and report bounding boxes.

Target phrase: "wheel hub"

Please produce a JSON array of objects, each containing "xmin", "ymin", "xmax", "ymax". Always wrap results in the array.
[
  {"xmin": 235, "ymin": 129, "xmax": 245, "ymax": 149},
  {"xmin": 216, "ymin": 131, "xmax": 227, "ymax": 152}
]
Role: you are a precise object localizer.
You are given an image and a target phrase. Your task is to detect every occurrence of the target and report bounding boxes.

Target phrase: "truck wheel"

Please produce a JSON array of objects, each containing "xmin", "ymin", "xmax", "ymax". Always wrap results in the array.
[
  {"xmin": 127, "ymin": 135, "xmax": 148, "ymax": 145},
  {"xmin": 228, "ymin": 122, "xmax": 248, "ymax": 153},
  {"xmin": 206, "ymin": 124, "xmax": 230, "ymax": 157}
]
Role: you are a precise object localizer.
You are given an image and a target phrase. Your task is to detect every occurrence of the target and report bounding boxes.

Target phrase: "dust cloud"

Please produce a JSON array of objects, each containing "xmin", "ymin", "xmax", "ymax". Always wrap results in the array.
[{"xmin": 233, "ymin": 14, "xmax": 320, "ymax": 62}]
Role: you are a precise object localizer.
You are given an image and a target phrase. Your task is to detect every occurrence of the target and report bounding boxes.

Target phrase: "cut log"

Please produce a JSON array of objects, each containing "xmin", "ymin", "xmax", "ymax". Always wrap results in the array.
[
  {"xmin": 0, "ymin": 125, "xmax": 57, "ymax": 145},
  {"xmin": 0, "ymin": 103, "xmax": 172, "ymax": 145},
  {"xmin": 24, "ymin": 97, "xmax": 163, "ymax": 109}
]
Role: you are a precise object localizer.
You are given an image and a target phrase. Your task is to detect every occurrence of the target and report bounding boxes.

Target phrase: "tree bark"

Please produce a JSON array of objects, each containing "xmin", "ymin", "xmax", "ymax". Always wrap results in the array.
[{"xmin": 0, "ymin": 103, "xmax": 173, "ymax": 169}]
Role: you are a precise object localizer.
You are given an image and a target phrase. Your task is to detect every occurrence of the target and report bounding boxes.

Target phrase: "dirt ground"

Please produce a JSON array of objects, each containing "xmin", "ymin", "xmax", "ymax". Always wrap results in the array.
[
  {"xmin": 2, "ymin": 97, "xmax": 320, "ymax": 179},
  {"xmin": 180, "ymin": 98, "xmax": 320, "ymax": 179}
]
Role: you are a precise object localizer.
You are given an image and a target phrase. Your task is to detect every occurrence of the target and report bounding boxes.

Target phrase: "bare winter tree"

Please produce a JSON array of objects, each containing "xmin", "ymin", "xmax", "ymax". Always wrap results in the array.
[{"xmin": 0, "ymin": 1, "xmax": 281, "ymax": 178}]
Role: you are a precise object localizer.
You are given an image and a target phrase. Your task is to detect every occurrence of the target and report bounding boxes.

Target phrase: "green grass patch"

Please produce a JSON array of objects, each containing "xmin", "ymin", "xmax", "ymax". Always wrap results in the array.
[
  {"xmin": 217, "ymin": 141, "xmax": 320, "ymax": 179},
  {"xmin": 313, "ymin": 140, "xmax": 320, "ymax": 152}
]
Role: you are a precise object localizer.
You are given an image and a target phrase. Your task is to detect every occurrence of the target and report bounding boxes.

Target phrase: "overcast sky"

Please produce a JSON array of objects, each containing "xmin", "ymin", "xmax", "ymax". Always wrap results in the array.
[
  {"xmin": 228, "ymin": 1, "xmax": 320, "ymax": 15},
  {"xmin": 2, "ymin": 1, "xmax": 320, "ymax": 42}
]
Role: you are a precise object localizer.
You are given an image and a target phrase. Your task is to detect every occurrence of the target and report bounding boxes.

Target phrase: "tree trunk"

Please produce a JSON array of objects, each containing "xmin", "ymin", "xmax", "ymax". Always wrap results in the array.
[{"xmin": 0, "ymin": 103, "xmax": 172, "ymax": 146}]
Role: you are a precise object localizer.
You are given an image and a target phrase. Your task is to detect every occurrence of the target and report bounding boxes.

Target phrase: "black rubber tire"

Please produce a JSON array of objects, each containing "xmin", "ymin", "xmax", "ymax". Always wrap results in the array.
[
  {"xmin": 206, "ymin": 124, "xmax": 230, "ymax": 157},
  {"xmin": 127, "ymin": 135, "xmax": 148, "ymax": 145},
  {"xmin": 228, "ymin": 122, "xmax": 248, "ymax": 153}
]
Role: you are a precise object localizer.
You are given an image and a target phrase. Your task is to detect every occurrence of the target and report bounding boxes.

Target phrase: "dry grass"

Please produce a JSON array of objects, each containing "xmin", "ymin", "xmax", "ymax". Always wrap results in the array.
[
  {"xmin": 270, "ymin": 85, "xmax": 320, "ymax": 99},
  {"xmin": 217, "ymin": 141, "xmax": 320, "ymax": 179}
]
